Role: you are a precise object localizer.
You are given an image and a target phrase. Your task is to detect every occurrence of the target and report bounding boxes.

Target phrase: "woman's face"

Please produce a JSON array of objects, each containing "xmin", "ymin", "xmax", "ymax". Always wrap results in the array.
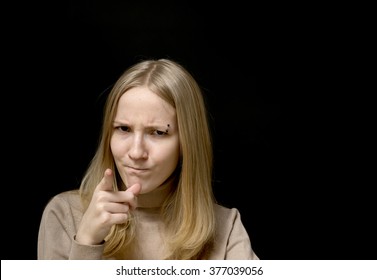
[{"xmin": 110, "ymin": 86, "xmax": 180, "ymax": 194}]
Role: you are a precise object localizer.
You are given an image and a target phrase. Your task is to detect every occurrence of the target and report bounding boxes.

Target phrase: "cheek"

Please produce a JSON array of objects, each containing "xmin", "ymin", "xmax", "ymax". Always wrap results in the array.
[
  {"xmin": 110, "ymin": 136, "xmax": 125, "ymax": 159},
  {"xmin": 158, "ymin": 142, "xmax": 180, "ymax": 168}
]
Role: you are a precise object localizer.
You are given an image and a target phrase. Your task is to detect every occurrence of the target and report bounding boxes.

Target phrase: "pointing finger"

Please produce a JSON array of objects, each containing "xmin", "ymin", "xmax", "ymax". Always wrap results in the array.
[{"xmin": 97, "ymin": 168, "xmax": 114, "ymax": 192}]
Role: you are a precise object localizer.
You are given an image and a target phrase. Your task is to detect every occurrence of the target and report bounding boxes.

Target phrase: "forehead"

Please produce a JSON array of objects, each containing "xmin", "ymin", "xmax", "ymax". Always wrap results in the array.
[{"xmin": 116, "ymin": 86, "xmax": 176, "ymax": 123}]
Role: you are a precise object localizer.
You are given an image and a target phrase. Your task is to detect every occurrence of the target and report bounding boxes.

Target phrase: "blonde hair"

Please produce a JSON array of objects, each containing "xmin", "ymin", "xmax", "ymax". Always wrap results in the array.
[{"xmin": 79, "ymin": 58, "xmax": 216, "ymax": 259}]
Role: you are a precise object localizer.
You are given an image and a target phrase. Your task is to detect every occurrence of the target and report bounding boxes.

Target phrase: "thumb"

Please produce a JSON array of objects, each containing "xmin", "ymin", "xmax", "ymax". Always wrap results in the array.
[
  {"xmin": 126, "ymin": 183, "xmax": 141, "ymax": 210},
  {"xmin": 97, "ymin": 168, "xmax": 114, "ymax": 191},
  {"xmin": 126, "ymin": 183, "xmax": 142, "ymax": 196}
]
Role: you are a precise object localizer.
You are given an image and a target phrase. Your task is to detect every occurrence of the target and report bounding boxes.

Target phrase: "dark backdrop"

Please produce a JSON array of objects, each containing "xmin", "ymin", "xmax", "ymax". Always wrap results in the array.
[{"xmin": 2, "ymin": 1, "xmax": 375, "ymax": 260}]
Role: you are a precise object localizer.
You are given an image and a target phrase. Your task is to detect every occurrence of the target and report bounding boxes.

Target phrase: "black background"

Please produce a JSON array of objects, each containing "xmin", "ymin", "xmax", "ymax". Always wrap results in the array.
[{"xmin": 2, "ymin": 1, "xmax": 375, "ymax": 260}]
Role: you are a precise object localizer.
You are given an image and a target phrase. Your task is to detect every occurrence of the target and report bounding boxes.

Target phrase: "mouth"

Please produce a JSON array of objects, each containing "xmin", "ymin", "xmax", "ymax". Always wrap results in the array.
[{"xmin": 126, "ymin": 165, "xmax": 149, "ymax": 172}]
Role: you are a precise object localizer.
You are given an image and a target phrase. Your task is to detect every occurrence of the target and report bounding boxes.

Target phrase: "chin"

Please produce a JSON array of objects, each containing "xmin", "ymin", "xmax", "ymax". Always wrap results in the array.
[{"xmin": 139, "ymin": 185, "xmax": 157, "ymax": 194}]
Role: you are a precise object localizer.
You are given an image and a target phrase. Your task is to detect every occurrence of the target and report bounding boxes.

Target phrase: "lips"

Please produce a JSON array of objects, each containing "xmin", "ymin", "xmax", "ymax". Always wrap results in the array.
[
  {"xmin": 127, "ymin": 166, "xmax": 147, "ymax": 170},
  {"xmin": 125, "ymin": 165, "xmax": 149, "ymax": 174}
]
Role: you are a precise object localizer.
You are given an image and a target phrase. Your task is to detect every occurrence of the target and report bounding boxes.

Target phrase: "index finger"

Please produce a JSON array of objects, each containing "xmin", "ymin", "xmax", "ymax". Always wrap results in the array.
[{"xmin": 97, "ymin": 168, "xmax": 114, "ymax": 192}]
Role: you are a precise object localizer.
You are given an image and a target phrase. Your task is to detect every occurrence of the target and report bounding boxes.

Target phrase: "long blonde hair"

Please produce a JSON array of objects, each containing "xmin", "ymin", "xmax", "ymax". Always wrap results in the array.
[{"xmin": 79, "ymin": 58, "xmax": 216, "ymax": 259}]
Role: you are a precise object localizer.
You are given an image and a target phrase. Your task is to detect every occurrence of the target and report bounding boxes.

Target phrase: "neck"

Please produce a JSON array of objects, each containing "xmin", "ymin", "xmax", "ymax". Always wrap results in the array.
[{"xmin": 137, "ymin": 175, "xmax": 176, "ymax": 208}]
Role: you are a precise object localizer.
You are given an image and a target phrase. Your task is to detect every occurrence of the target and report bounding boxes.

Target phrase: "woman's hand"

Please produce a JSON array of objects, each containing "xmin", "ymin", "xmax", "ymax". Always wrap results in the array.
[{"xmin": 75, "ymin": 168, "xmax": 141, "ymax": 245}]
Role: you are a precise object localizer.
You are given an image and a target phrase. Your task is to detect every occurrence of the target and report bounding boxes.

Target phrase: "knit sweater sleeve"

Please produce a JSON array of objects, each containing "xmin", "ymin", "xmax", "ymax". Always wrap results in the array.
[{"xmin": 37, "ymin": 191, "xmax": 104, "ymax": 260}]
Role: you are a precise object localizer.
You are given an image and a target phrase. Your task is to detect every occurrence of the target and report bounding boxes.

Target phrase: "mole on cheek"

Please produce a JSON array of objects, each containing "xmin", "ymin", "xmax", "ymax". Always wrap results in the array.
[{"xmin": 166, "ymin": 124, "xmax": 170, "ymax": 133}]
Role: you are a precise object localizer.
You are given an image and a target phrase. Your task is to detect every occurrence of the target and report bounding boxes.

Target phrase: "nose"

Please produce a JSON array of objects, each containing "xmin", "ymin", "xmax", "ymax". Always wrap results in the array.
[{"xmin": 128, "ymin": 134, "xmax": 148, "ymax": 160}]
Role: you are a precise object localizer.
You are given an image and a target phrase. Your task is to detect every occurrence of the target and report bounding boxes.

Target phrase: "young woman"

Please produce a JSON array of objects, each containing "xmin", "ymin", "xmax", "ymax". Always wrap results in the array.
[{"xmin": 38, "ymin": 58, "xmax": 259, "ymax": 260}]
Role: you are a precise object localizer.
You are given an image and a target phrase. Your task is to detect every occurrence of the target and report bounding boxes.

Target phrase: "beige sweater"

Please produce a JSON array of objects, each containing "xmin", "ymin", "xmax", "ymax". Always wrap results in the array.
[{"xmin": 38, "ymin": 185, "xmax": 259, "ymax": 260}]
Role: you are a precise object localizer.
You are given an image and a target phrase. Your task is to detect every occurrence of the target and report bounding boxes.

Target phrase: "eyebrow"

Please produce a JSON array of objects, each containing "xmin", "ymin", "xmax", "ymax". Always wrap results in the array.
[{"xmin": 113, "ymin": 121, "xmax": 173, "ymax": 130}]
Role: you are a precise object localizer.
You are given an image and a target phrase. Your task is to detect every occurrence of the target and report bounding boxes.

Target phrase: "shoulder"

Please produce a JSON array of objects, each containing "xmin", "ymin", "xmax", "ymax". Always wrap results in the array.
[
  {"xmin": 42, "ymin": 189, "xmax": 83, "ymax": 216},
  {"xmin": 214, "ymin": 203, "xmax": 242, "ymax": 223},
  {"xmin": 209, "ymin": 203, "xmax": 254, "ymax": 259},
  {"xmin": 213, "ymin": 203, "xmax": 246, "ymax": 238}
]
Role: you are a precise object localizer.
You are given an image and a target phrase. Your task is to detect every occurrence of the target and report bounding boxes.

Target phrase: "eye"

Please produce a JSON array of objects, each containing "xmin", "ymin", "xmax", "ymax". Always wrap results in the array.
[
  {"xmin": 153, "ymin": 130, "xmax": 168, "ymax": 136},
  {"xmin": 117, "ymin": 125, "xmax": 130, "ymax": 132}
]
